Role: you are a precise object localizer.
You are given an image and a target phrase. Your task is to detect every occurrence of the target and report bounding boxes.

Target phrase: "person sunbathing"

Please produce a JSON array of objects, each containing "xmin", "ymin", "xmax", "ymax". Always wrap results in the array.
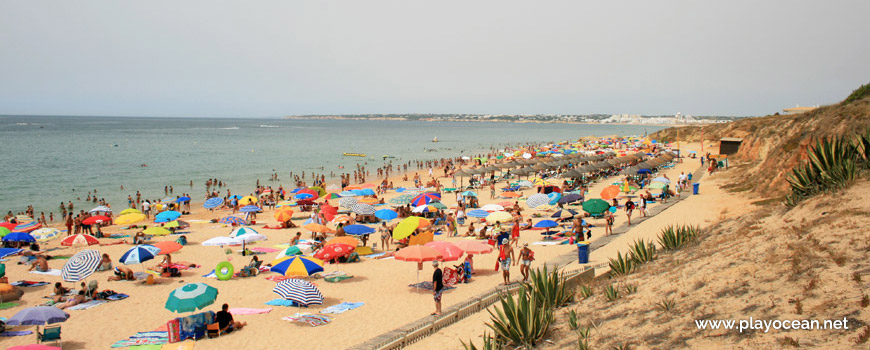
[
  {"xmin": 108, "ymin": 266, "xmax": 135, "ymax": 281},
  {"xmin": 56, "ymin": 290, "xmax": 88, "ymax": 309},
  {"xmin": 28, "ymin": 255, "xmax": 49, "ymax": 272},
  {"xmin": 51, "ymin": 282, "xmax": 71, "ymax": 302}
]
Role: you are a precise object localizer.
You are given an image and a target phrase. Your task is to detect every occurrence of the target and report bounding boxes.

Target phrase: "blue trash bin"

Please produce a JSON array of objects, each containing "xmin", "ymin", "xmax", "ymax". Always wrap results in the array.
[
  {"xmin": 576, "ymin": 242, "xmax": 589, "ymax": 264},
  {"xmin": 693, "ymin": 182, "xmax": 700, "ymax": 195}
]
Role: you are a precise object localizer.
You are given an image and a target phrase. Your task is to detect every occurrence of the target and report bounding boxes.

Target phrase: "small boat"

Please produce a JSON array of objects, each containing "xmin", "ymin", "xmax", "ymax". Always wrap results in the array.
[
  {"xmin": 343, "ymin": 153, "xmax": 366, "ymax": 157},
  {"xmin": 432, "ymin": 137, "xmax": 438, "ymax": 142},
  {"xmin": 382, "ymin": 155, "xmax": 396, "ymax": 159}
]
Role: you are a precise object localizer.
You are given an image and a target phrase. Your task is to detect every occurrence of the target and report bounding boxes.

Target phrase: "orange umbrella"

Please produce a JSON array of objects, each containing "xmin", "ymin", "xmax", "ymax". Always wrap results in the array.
[
  {"xmin": 331, "ymin": 214, "xmax": 352, "ymax": 224},
  {"xmin": 303, "ymin": 223, "xmax": 334, "ymax": 233},
  {"xmin": 357, "ymin": 198, "xmax": 379, "ymax": 205},
  {"xmin": 600, "ymin": 185, "xmax": 620, "ymax": 200},
  {"xmin": 273, "ymin": 208, "xmax": 294, "ymax": 222},
  {"xmin": 152, "ymin": 241, "xmax": 183, "ymax": 255},
  {"xmin": 359, "ymin": 183, "xmax": 377, "ymax": 189},
  {"xmin": 344, "ymin": 185, "xmax": 363, "ymax": 190},
  {"xmin": 394, "ymin": 245, "xmax": 443, "ymax": 262},
  {"xmin": 502, "ymin": 192, "xmax": 521, "ymax": 198},
  {"xmin": 325, "ymin": 236, "xmax": 359, "ymax": 247}
]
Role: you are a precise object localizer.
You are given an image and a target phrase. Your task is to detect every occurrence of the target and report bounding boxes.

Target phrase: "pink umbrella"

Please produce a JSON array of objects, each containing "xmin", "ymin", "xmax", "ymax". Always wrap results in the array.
[
  {"xmin": 452, "ymin": 240, "xmax": 493, "ymax": 254},
  {"xmin": 424, "ymin": 242, "xmax": 464, "ymax": 261},
  {"xmin": 60, "ymin": 234, "xmax": 100, "ymax": 247},
  {"xmin": 394, "ymin": 245, "xmax": 443, "ymax": 262}
]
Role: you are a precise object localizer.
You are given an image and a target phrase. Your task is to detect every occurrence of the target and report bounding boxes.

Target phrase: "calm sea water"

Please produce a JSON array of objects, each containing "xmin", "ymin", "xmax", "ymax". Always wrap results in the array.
[{"xmin": 0, "ymin": 115, "xmax": 662, "ymax": 217}]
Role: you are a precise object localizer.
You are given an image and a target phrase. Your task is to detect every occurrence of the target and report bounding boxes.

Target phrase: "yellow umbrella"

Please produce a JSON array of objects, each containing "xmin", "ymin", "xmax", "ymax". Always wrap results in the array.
[
  {"xmin": 392, "ymin": 216, "xmax": 431, "ymax": 240},
  {"xmin": 239, "ymin": 196, "xmax": 258, "ymax": 205},
  {"xmin": 274, "ymin": 208, "xmax": 294, "ymax": 222},
  {"xmin": 485, "ymin": 211, "xmax": 512, "ymax": 224},
  {"xmin": 115, "ymin": 213, "xmax": 146, "ymax": 225},
  {"xmin": 120, "ymin": 208, "xmax": 143, "ymax": 215},
  {"xmin": 326, "ymin": 236, "xmax": 359, "ymax": 247},
  {"xmin": 163, "ymin": 221, "xmax": 181, "ymax": 229},
  {"xmin": 144, "ymin": 227, "xmax": 171, "ymax": 236},
  {"xmin": 308, "ymin": 186, "xmax": 326, "ymax": 197}
]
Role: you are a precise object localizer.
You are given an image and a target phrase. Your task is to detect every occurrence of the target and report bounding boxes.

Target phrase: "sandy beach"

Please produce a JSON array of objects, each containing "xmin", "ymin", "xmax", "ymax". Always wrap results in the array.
[{"xmin": 2, "ymin": 141, "xmax": 713, "ymax": 350}]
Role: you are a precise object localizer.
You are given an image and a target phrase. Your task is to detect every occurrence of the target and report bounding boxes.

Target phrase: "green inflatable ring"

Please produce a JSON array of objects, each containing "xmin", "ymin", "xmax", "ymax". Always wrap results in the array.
[{"xmin": 215, "ymin": 261, "xmax": 234, "ymax": 281}]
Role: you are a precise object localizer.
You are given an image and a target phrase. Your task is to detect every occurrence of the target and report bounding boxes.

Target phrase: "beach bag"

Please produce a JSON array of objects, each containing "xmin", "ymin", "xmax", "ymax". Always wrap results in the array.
[{"xmin": 528, "ymin": 250, "xmax": 535, "ymax": 261}]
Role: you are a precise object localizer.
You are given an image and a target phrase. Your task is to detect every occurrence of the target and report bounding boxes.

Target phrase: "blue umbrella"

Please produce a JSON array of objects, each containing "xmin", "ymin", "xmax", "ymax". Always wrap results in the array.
[
  {"xmin": 290, "ymin": 188, "xmax": 304, "ymax": 194},
  {"xmin": 0, "ymin": 247, "xmax": 23, "ymax": 259},
  {"xmin": 155, "ymin": 211, "xmax": 182, "ymax": 222},
  {"xmin": 203, "ymin": 197, "xmax": 224, "ymax": 209},
  {"xmin": 2, "ymin": 231, "xmax": 35, "ymax": 242},
  {"xmin": 461, "ymin": 190, "xmax": 478, "ymax": 197},
  {"xmin": 343, "ymin": 224, "xmax": 375, "ymax": 236},
  {"xmin": 239, "ymin": 205, "xmax": 262, "ymax": 213},
  {"xmin": 270, "ymin": 256, "xmax": 324, "ymax": 277},
  {"xmin": 294, "ymin": 193, "xmax": 314, "ymax": 200},
  {"xmin": 547, "ymin": 192, "xmax": 562, "ymax": 205},
  {"xmin": 467, "ymin": 209, "xmax": 490, "ymax": 218},
  {"xmin": 5, "ymin": 306, "xmax": 69, "ymax": 326},
  {"xmin": 228, "ymin": 195, "xmax": 244, "ymax": 200},
  {"xmin": 558, "ymin": 193, "xmax": 582, "ymax": 204},
  {"xmin": 359, "ymin": 189, "xmax": 376, "ymax": 196},
  {"xmin": 350, "ymin": 189, "xmax": 366, "ymax": 196},
  {"xmin": 637, "ymin": 169, "xmax": 652, "ymax": 174},
  {"xmin": 339, "ymin": 191, "xmax": 358, "ymax": 197},
  {"xmin": 120, "ymin": 245, "xmax": 160, "ymax": 264},
  {"xmin": 176, "ymin": 196, "xmax": 191, "ymax": 203},
  {"xmin": 61, "ymin": 249, "xmax": 102, "ymax": 282},
  {"xmin": 273, "ymin": 279, "xmax": 324, "ymax": 306},
  {"xmin": 551, "ymin": 209, "xmax": 579, "ymax": 219},
  {"xmin": 219, "ymin": 215, "xmax": 246, "ymax": 225},
  {"xmin": 375, "ymin": 209, "xmax": 398, "ymax": 221},
  {"xmin": 534, "ymin": 220, "xmax": 559, "ymax": 228}
]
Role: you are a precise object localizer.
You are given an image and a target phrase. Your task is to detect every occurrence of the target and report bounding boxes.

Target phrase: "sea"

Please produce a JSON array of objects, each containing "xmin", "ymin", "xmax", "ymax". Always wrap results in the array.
[{"xmin": 0, "ymin": 115, "xmax": 663, "ymax": 217}]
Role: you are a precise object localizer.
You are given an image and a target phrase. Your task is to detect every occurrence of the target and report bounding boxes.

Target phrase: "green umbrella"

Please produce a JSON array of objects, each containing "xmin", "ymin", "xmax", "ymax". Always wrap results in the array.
[
  {"xmin": 165, "ymin": 283, "xmax": 219, "ymax": 313},
  {"xmin": 649, "ymin": 182, "xmax": 667, "ymax": 190},
  {"xmin": 0, "ymin": 227, "xmax": 10, "ymax": 238},
  {"xmin": 389, "ymin": 194, "xmax": 413, "ymax": 205},
  {"xmin": 582, "ymin": 199, "xmax": 610, "ymax": 214},
  {"xmin": 429, "ymin": 201, "xmax": 448, "ymax": 210}
]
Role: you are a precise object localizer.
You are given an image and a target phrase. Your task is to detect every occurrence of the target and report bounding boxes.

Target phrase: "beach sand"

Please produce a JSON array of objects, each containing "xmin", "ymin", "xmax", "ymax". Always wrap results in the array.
[{"xmin": 1, "ymin": 143, "xmax": 712, "ymax": 350}]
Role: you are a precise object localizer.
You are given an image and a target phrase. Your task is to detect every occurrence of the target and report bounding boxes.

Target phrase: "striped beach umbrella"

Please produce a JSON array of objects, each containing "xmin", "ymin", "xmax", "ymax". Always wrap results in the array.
[
  {"xmin": 119, "ymin": 245, "xmax": 160, "ymax": 264},
  {"xmin": 219, "ymin": 215, "xmax": 246, "ymax": 225},
  {"xmin": 165, "ymin": 283, "xmax": 219, "ymax": 313},
  {"xmin": 351, "ymin": 203, "xmax": 376, "ymax": 215},
  {"xmin": 410, "ymin": 193, "xmax": 441, "ymax": 206},
  {"xmin": 270, "ymin": 256, "xmax": 324, "ymax": 277},
  {"xmin": 375, "ymin": 209, "xmax": 398, "ymax": 221},
  {"xmin": 89, "ymin": 206, "xmax": 112, "ymax": 213},
  {"xmin": 526, "ymin": 193, "xmax": 550, "ymax": 209},
  {"xmin": 115, "ymin": 213, "xmax": 146, "ymax": 225},
  {"xmin": 338, "ymin": 197, "xmax": 358, "ymax": 208},
  {"xmin": 331, "ymin": 214, "xmax": 352, "ymax": 224},
  {"xmin": 274, "ymin": 207, "xmax": 294, "ymax": 222},
  {"xmin": 13, "ymin": 221, "xmax": 41, "ymax": 233},
  {"xmin": 294, "ymin": 193, "xmax": 314, "ymax": 200},
  {"xmin": 229, "ymin": 227, "xmax": 259, "ymax": 238},
  {"xmin": 324, "ymin": 193, "xmax": 342, "ymax": 199},
  {"xmin": 547, "ymin": 192, "xmax": 562, "ymax": 205},
  {"xmin": 239, "ymin": 205, "xmax": 262, "ymax": 213},
  {"xmin": 273, "ymin": 279, "xmax": 324, "ymax": 306},
  {"xmin": 0, "ymin": 227, "xmax": 10, "ymax": 238},
  {"xmin": 481, "ymin": 204, "xmax": 505, "ymax": 212},
  {"xmin": 466, "ymin": 209, "xmax": 490, "ymax": 218},
  {"xmin": 31, "ymin": 228, "xmax": 61, "ymax": 242},
  {"xmin": 203, "ymin": 197, "xmax": 224, "ymax": 209},
  {"xmin": 61, "ymin": 249, "xmax": 101, "ymax": 282},
  {"xmin": 60, "ymin": 234, "xmax": 100, "ymax": 247}
]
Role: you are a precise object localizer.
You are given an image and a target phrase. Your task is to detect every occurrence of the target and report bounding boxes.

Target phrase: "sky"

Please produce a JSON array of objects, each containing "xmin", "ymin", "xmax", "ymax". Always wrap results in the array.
[{"xmin": 1, "ymin": 1, "xmax": 869, "ymax": 118}]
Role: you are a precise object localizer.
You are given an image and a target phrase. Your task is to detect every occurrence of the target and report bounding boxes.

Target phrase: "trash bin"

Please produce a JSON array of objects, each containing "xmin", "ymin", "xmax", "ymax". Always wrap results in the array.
[
  {"xmin": 692, "ymin": 182, "xmax": 700, "ymax": 195},
  {"xmin": 576, "ymin": 242, "xmax": 589, "ymax": 264}
]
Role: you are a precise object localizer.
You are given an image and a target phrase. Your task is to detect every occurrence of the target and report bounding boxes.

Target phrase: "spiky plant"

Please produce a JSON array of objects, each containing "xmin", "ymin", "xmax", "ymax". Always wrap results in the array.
[
  {"xmin": 857, "ymin": 129, "xmax": 870, "ymax": 170},
  {"xmin": 629, "ymin": 239, "xmax": 657, "ymax": 265},
  {"xmin": 609, "ymin": 252, "xmax": 635, "ymax": 277},
  {"xmin": 786, "ymin": 136, "xmax": 860, "ymax": 206},
  {"xmin": 579, "ymin": 285, "xmax": 593, "ymax": 299},
  {"xmin": 568, "ymin": 309, "xmax": 580, "ymax": 331},
  {"xmin": 525, "ymin": 265, "xmax": 573, "ymax": 309},
  {"xmin": 486, "ymin": 285, "xmax": 554, "ymax": 348},
  {"xmin": 604, "ymin": 284, "xmax": 621, "ymax": 302},
  {"xmin": 623, "ymin": 284, "xmax": 638, "ymax": 295},
  {"xmin": 656, "ymin": 297, "xmax": 676, "ymax": 312},
  {"xmin": 462, "ymin": 332, "xmax": 505, "ymax": 350},
  {"xmin": 658, "ymin": 225, "xmax": 700, "ymax": 251}
]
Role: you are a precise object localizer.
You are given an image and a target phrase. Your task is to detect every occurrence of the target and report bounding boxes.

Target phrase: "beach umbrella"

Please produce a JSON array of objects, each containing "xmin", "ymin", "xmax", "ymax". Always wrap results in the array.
[
  {"xmin": 652, "ymin": 177, "xmax": 671, "ymax": 184},
  {"xmin": 276, "ymin": 200, "xmax": 295, "ymax": 208},
  {"xmin": 526, "ymin": 193, "xmax": 550, "ymax": 209},
  {"xmin": 155, "ymin": 211, "xmax": 182, "ymax": 223},
  {"xmin": 466, "ymin": 209, "xmax": 490, "ymax": 218},
  {"xmin": 481, "ymin": 204, "xmax": 505, "ymax": 212},
  {"xmin": 410, "ymin": 193, "xmax": 441, "ymax": 206},
  {"xmin": 452, "ymin": 240, "xmax": 493, "ymax": 254},
  {"xmin": 144, "ymin": 226, "xmax": 171, "ymax": 236},
  {"xmin": 325, "ymin": 236, "xmax": 359, "ymax": 247},
  {"xmin": 176, "ymin": 196, "xmax": 191, "ymax": 203},
  {"xmin": 392, "ymin": 217, "xmax": 431, "ymax": 240},
  {"xmin": 13, "ymin": 221, "xmax": 41, "ymax": 232},
  {"xmin": 294, "ymin": 193, "xmax": 315, "ymax": 200},
  {"xmin": 429, "ymin": 201, "xmax": 448, "ymax": 210},
  {"xmin": 81, "ymin": 215, "xmax": 110, "ymax": 225},
  {"xmin": 547, "ymin": 192, "xmax": 562, "ymax": 205},
  {"xmin": 649, "ymin": 182, "xmax": 667, "ymax": 190},
  {"xmin": 164, "ymin": 220, "xmax": 189, "ymax": 229},
  {"xmin": 461, "ymin": 190, "xmax": 477, "ymax": 197},
  {"xmin": 314, "ymin": 243, "xmax": 355, "ymax": 260},
  {"xmin": 238, "ymin": 196, "xmax": 258, "ymax": 205},
  {"xmin": 303, "ymin": 223, "xmax": 334, "ymax": 233},
  {"xmin": 5, "ymin": 306, "xmax": 69, "ymax": 326},
  {"xmin": 273, "ymin": 279, "xmax": 324, "ymax": 306},
  {"xmin": 15, "ymin": 215, "xmax": 33, "ymax": 222},
  {"xmin": 0, "ymin": 222, "xmax": 16, "ymax": 230},
  {"xmin": 351, "ymin": 203, "xmax": 376, "ymax": 215},
  {"xmin": 239, "ymin": 205, "xmax": 262, "ymax": 213},
  {"xmin": 424, "ymin": 242, "xmax": 464, "ymax": 261},
  {"xmin": 151, "ymin": 241, "xmax": 183, "ymax": 255},
  {"xmin": 31, "ymin": 228, "xmax": 60, "ymax": 242},
  {"xmin": 530, "ymin": 178, "xmax": 549, "ymax": 186},
  {"xmin": 485, "ymin": 211, "xmax": 513, "ymax": 224},
  {"xmin": 331, "ymin": 214, "xmax": 353, "ymax": 224},
  {"xmin": 600, "ymin": 186, "xmax": 621, "ymax": 200},
  {"xmin": 3, "ymin": 231, "xmax": 35, "ymax": 243},
  {"xmin": 323, "ymin": 193, "xmax": 342, "ymax": 199},
  {"xmin": 61, "ymin": 249, "xmax": 101, "ymax": 282},
  {"xmin": 389, "ymin": 194, "xmax": 413, "ymax": 205},
  {"xmin": 375, "ymin": 209, "xmax": 398, "ymax": 221},
  {"xmin": 551, "ymin": 209, "xmax": 579, "ymax": 219},
  {"xmin": 394, "ymin": 245, "xmax": 443, "ymax": 262},
  {"xmin": 274, "ymin": 208, "xmax": 295, "ymax": 222},
  {"xmin": 338, "ymin": 197, "xmax": 359, "ymax": 208},
  {"xmin": 297, "ymin": 189, "xmax": 319, "ymax": 198},
  {"xmin": 119, "ymin": 245, "xmax": 160, "ymax": 264},
  {"xmin": 229, "ymin": 227, "xmax": 260, "ymax": 238},
  {"xmin": 270, "ymin": 256, "xmax": 324, "ymax": 277},
  {"xmin": 60, "ymin": 234, "xmax": 100, "ymax": 247},
  {"xmin": 412, "ymin": 204, "xmax": 436, "ymax": 214},
  {"xmin": 89, "ymin": 206, "xmax": 112, "ymax": 213},
  {"xmin": 0, "ymin": 226, "xmax": 11, "ymax": 237},
  {"xmin": 275, "ymin": 246, "xmax": 304, "ymax": 260},
  {"xmin": 203, "ymin": 197, "xmax": 224, "ymax": 209},
  {"xmin": 202, "ymin": 236, "xmax": 237, "ymax": 246},
  {"xmin": 307, "ymin": 186, "xmax": 326, "ymax": 197},
  {"xmin": 359, "ymin": 188, "xmax": 376, "ymax": 196},
  {"xmin": 115, "ymin": 213, "xmax": 146, "ymax": 225},
  {"xmin": 534, "ymin": 220, "xmax": 559, "ymax": 229},
  {"xmin": 119, "ymin": 208, "xmax": 143, "ymax": 215},
  {"xmin": 165, "ymin": 283, "xmax": 219, "ymax": 313},
  {"xmin": 343, "ymin": 224, "xmax": 375, "ymax": 236},
  {"xmin": 232, "ymin": 233, "xmax": 267, "ymax": 244},
  {"xmin": 582, "ymin": 199, "xmax": 610, "ymax": 215},
  {"xmin": 558, "ymin": 193, "xmax": 582, "ymax": 204},
  {"xmin": 219, "ymin": 215, "xmax": 246, "ymax": 225}
]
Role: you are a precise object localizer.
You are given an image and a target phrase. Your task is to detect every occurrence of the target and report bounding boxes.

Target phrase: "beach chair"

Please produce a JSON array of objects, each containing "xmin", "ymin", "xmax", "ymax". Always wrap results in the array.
[
  {"xmin": 206, "ymin": 323, "xmax": 223, "ymax": 338},
  {"xmin": 38, "ymin": 325, "xmax": 62, "ymax": 346}
]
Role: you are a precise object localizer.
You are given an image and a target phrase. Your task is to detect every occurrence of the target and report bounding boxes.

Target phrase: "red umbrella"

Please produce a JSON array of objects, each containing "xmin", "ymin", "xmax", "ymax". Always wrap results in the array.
[
  {"xmin": 0, "ymin": 222, "xmax": 16, "ymax": 230},
  {"xmin": 394, "ymin": 245, "xmax": 443, "ymax": 262},
  {"xmin": 82, "ymin": 215, "xmax": 111, "ymax": 225},
  {"xmin": 424, "ymin": 241, "xmax": 464, "ymax": 261},
  {"xmin": 60, "ymin": 234, "xmax": 100, "ymax": 247},
  {"xmin": 152, "ymin": 241, "xmax": 183, "ymax": 255},
  {"xmin": 297, "ymin": 189, "xmax": 319, "ymax": 198},
  {"xmin": 314, "ymin": 243, "xmax": 355, "ymax": 261}
]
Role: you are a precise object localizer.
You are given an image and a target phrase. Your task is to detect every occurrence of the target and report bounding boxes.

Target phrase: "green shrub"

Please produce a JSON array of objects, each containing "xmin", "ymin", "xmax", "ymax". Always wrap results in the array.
[
  {"xmin": 486, "ymin": 285, "xmax": 554, "ymax": 348},
  {"xmin": 609, "ymin": 252, "xmax": 635, "ymax": 277},
  {"xmin": 623, "ymin": 284, "xmax": 638, "ymax": 295},
  {"xmin": 579, "ymin": 285, "xmax": 593, "ymax": 299},
  {"xmin": 857, "ymin": 129, "xmax": 870, "ymax": 170},
  {"xmin": 629, "ymin": 239, "xmax": 657, "ymax": 265},
  {"xmin": 525, "ymin": 265, "xmax": 573, "ymax": 309},
  {"xmin": 605, "ymin": 284, "xmax": 621, "ymax": 302},
  {"xmin": 658, "ymin": 225, "xmax": 700, "ymax": 251},
  {"xmin": 785, "ymin": 136, "xmax": 859, "ymax": 206},
  {"xmin": 843, "ymin": 82, "xmax": 870, "ymax": 105},
  {"xmin": 462, "ymin": 332, "xmax": 505, "ymax": 350}
]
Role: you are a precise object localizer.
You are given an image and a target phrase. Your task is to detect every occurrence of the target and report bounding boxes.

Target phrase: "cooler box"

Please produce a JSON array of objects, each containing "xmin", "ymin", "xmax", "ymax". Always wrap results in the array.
[
  {"xmin": 166, "ymin": 319, "xmax": 181, "ymax": 343},
  {"xmin": 693, "ymin": 182, "xmax": 700, "ymax": 195},
  {"xmin": 576, "ymin": 241, "xmax": 590, "ymax": 264}
]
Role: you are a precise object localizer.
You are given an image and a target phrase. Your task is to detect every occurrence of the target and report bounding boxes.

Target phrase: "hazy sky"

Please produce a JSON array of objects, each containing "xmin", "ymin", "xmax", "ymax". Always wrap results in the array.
[{"xmin": 1, "ymin": 1, "xmax": 869, "ymax": 117}]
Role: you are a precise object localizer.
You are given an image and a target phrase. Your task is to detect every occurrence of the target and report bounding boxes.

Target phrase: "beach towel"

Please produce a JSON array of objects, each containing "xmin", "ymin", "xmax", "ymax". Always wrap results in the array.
[
  {"xmin": 282, "ymin": 313, "xmax": 332, "ymax": 327},
  {"xmin": 100, "ymin": 241, "xmax": 126, "ymax": 246},
  {"xmin": 0, "ymin": 301, "xmax": 20, "ymax": 310},
  {"xmin": 11, "ymin": 280, "xmax": 49, "ymax": 287},
  {"xmin": 408, "ymin": 281, "xmax": 456, "ymax": 291},
  {"xmin": 250, "ymin": 247, "xmax": 279, "ymax": 253},
  {"xmin": 107, "ymin": 234, "xmax": 132, "ymax": 239},
  {"xmin": 29, "ymin": 269, "xmax": 62, "ymax": 276},
  {"xmin": 320, "ymin": 302, "xmax": 364, "ymax": 314},
  {"xmin": 107, "ymin": 293, "xmax": 130, "ymax": 301},
  {"xmin": 264, "ymin": 275, "xmax": 293, "ymax": 282},
  {"xmin": 531, "ymin": 241, "xmax": 561, "ymax": 246},
  {"xmin": 362, "ymin": 252, "xmax": 386, "ymax": 258},
  {"xmin": 128, "ymin": 345, "xmax": 162, "ymax": 350},
  {"xmin": 0, "ymin": 330, "xmax": 33, "ymax": 337},
  {"xmin": 325, "ymin": 275, "xmax": 353, "ymax": 283},
  {"xmin": 52, "ymin": 255, "xmax": 73, "ymax": 259},
  {"xmin": 67, "ymin": 299, "xmax": 108, "ymax": 310},
  {"xmin": 265, "ymin": 298, "xmax": 299, "ymax": 307},
  {"xmin": 111, "ymin": 331, "xmax": 169, "ymax": 348},
  {"xmin": 228, "ymin": 307, "xmax": 272, "ymax": 315}
]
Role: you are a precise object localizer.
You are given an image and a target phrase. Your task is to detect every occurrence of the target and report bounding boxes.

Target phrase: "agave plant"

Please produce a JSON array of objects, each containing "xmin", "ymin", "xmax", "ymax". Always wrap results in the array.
[
  {"xmin": 525, "ymin": 265, "xmax": 573, "ymax": 309},
  {"xmin": 658, "ymin": 225, "xmax": 700, "ymax": 251},
  {"xmin": 609, "ymin": 251, "xmax": 635, "ymax": 277},
  {"xmin": 462, "ymin": 332, "xmax": 505, "ymax": 350},
  {"xmin": 629, "ymin": 239, "xmax": 657, "ymax": 265},
  {"xmin": 623, "ymin": 284, "xmax": 638, "ymax": 295},
  {"xmin": 487, "ymin": 285, "xmax": 554, "ymax": 348},
  {"xmin": 604, "ymin": 284, "xmax": 621, "ymax": 302},
  {"xmin": 786, "ymin": 136, "xmax": 860, "ymax": 206},
  {"xmin": 579, "ymin": 285, "xmax": 594, "ymax": 299},
  {"xmin": 857, "ymin": 129, "xmax": 870, "ymax": 170},
  {"xmin": 656, "ymin": 297, "xmax": 677, "ymax": 312}
]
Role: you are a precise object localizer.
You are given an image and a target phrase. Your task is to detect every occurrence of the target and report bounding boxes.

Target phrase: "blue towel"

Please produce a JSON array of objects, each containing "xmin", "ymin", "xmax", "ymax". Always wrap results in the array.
[
  {"xmin": 107, "ymin": 293, "xmax": 129, "ymax": 301},
  {"xmin": 321, "ymin": 302, "xmax": 364, "ymax": 314},
  {"xmin": 1, "ymin": 330, "xmax": 34, "ymax": 336},
  {"xmin": 265, "ymin": 298, "xmax": 306, "ymax": 307}
]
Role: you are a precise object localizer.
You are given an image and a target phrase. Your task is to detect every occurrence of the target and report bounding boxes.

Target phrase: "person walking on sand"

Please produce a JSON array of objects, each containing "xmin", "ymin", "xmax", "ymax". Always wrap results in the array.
[
  {"xmin": 498, "ymin": 239, "xmax": 515, "ymax": 285},
  {"xmin": 519, "ymin": 243, "xmax": 534, "ymax": 282},
  {"xmin": 624, "ymin": 198, "xmax": 635, "ymax": 225},
  {"xmin": 432, "ymin": 261, "xmax": 443, "ymax": 316},
  {"xmin": 605, "ymin": 211, "xmax": 614, "ymax": 236}
]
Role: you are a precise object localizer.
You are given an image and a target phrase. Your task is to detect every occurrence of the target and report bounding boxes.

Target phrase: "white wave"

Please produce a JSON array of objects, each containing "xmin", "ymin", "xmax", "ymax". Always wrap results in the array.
[
  {"xmin": 220, "ymin": 127, "xmax": 240, "ymax": 130},
  {"xmin": 259, "ymin": 124, "xmax": 280, "ymax": 128}
]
